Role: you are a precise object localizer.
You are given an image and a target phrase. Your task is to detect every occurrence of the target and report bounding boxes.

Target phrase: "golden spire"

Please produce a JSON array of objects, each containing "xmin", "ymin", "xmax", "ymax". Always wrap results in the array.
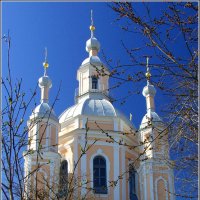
[
  {"xmin": 43, "ymin": 47, "xmax": 49, "ymax": 76},
  {"xmin": 145, "ymin": 57, "xmax": 151, "ymax": 84},
  {"xmin": 90, "ymin": 10, "xmax": 95, "ymax": 37}
]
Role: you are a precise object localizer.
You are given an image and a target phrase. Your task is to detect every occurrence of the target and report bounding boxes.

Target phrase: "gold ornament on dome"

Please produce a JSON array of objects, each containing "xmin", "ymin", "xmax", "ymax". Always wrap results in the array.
[
  {"xmin": 145, "ymin": 71, "xmax": 151, "ymax": 80},
  {"xmin": 90, "ymin": 25, "xmax": 95, "ymax": 31},
  {"xmin": 43, "ymin": 61, "xmax": 49, "ymax": 68}
]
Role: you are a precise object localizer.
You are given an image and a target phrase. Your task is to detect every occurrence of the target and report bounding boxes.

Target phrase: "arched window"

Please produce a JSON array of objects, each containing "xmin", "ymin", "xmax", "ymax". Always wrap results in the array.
[
  {"xmin": 59, "ymin": 160, "xmax": 68, "ymax": 197},
  {"xmin": 92, "ymin": 76, "xmax": 98, "ymax": 89},
  {"xmin": 129, "ymin": 165, "xmax": 138, "ymax": 200},
  {"xmin": 93, "ymin": 156, "xmax": 107, "ymax": 194}
]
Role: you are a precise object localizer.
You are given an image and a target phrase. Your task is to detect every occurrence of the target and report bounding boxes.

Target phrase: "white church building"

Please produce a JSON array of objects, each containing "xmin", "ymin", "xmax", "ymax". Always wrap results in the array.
[{"xmin": 23, "ymin": 13, "xmax": 175, "ymax": 200}]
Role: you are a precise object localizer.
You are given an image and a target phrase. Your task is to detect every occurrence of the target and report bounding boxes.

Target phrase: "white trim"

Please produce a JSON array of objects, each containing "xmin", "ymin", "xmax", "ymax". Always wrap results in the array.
[
  {"xmin": 121, "ymin": 147, "xmax": 126, "ymax": 200},
  {"xmin": 168, "ymin": 170, "xmax": 175, "ymax": 200},
  {"xmin": 149, "ymin": 163, "xmax": 154, "ymax": 200},
  {"xmin": 90, "ymin": 149, "xmax": 110, "ymax": 196},
  {"xmin": 36, "ymin": 123, "xmax": 39, "ymax": 150},
  {"xmin": 46, "ymin": 125, "xmax": 50, "ymax": 150},
  {"xmin": 49, "ymin": 160, "xmax": 55, "ymax": 199},
  {"xmin": 73, "ymin": 135, "xmax": 78, "ymax": 173},
  {"xmin": 48, "ymin": 124, "xmax": 58, "ymax": 152},
  {"xmin": 56, "ymin": 125, "xmax": 58, "ymax": 146},
  {"xmin": 120, "ymin": 120, "xmax": 123, "ymax": 131},
  {"xmin": 155, "ymin": 176, "xmax": 169, "ymax": 200},
  {"xmin": 113, "ymin": 118, "xmax": 118, "ymax": 131},
  {"xmin": 81, "ymin": 134, "xmax": 87, "ymax": 196},
  {"xmin": 82, "ymin": 117, "xmax": 87, "ymax": 128},
  {"xmin": 144, "ymin": 164, "xmax": 147, "ymax": 200},
  {"xmin": 113, "ymin": 144, "xmax": 120, "ymax": 200}
]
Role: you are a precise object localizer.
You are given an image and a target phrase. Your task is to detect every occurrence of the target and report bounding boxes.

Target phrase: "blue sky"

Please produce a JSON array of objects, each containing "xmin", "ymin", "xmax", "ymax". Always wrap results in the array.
[
  {"xmin": 2, "ymin": 2, "xmax": 171, "ymax": 129},
  {"xmin": 2, "ymin": 2, "xmax": 154, "ymax": 128}
]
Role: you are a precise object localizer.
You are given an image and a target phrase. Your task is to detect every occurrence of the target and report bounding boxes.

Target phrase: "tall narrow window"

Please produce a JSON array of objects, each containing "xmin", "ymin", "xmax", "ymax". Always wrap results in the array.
[
  {"xmin": 93, "ymin": 156, "xmax": 107, "ymax": 194},
  {"xmin": 129, "ymin": 165, "xmax": 138, "ymax": 200},
  {"xmin": 92, "ymin": 76, "xmax": 98, "ymax": 89},
  {"xmin": 59, "ymin": 160, "xmax": 68, "ymax": 197}
]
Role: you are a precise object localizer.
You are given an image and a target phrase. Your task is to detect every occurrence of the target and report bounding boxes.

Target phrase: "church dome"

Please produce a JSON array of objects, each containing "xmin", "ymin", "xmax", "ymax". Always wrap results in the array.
[
  {"xmin": 38, "ymin": 76, "xmax": 52, "ymax": 88},
  {"xmin": 82, "ymin": 55, "xmax": 102, "ymax": 66},
  {"xmin": 140, "ymin": 110, "xmax": 162, "ymax": 129},
  {"xmin": 30, "ymin": 102, "xmax": 58, "ymax": 121},
  {"xmin": 142, "ymin": 84, "xmax": 156, "ymax": 97},
  {"xmin": 86, "ymin": 37, "xmax": 100, "ymax": 53},
  {"xmin": 59, "ymin": 98, "xmax": 133, "ymax": 127}
]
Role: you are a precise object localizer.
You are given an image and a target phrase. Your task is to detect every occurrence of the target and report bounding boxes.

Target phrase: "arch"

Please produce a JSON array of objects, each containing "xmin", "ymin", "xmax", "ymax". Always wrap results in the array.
[
  {"xmin": 155, "ymin": 176, "xmax": 168, "ymax": 200},
  {"xmin": 90, "ymin": 149, "xmax": 110, "ymax": 195}
]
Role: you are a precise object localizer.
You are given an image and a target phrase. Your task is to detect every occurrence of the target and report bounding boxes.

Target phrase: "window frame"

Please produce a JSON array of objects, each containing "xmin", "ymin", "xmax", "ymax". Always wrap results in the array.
[
  {"xmin": 91, "ymin": 76, "xmax": 98, "ymax": 90},
  {"xmin": 93, "ymin": 155, "xmax": 108, "ymax": 194}
]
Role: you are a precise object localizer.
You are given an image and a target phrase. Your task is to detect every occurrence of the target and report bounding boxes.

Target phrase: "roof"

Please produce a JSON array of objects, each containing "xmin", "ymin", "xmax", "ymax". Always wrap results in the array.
[
  {"xmin": 140, "ymin": 110, "xmax": 163, "ymax": 129},
  {"xmin": 82, "ymin": 56, "xmax": 102, "ymax": 66},
  {"xmin": 59, "ymin": 98, "xmax": 134, "ymax": 128},
  {"xmin": 30, "ymin": 102, "xmax": 58, "ymax": 122}
]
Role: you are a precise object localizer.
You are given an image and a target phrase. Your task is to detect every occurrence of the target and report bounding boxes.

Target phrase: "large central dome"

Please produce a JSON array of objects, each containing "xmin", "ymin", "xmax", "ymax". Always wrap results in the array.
[{"xmin": 59, "ymin": 98, "xmax": 132, "ymax": 127}]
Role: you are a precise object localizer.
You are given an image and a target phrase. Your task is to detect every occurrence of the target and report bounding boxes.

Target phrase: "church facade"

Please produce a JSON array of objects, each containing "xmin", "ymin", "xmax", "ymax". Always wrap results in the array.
[{"xmin": 23, "ymin": 15, "xmax": 175, "ymax": 200}]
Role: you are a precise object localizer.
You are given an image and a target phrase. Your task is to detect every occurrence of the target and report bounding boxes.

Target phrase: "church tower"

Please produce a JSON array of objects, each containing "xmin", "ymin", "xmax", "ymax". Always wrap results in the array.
[
  {"xmin": 23, "ymin": 51, "xmax": 61, "ymax": 199},
  {"xmin": 59, "ymin": 11, "xmax": 139, "ymax": 200},
  {"xmin": 138, "ymin": 58, "xmax": 175, "ymax": 200},
  {"xmin": 76, "ymin": 11, "xmax": 109, "ymax": 104}
]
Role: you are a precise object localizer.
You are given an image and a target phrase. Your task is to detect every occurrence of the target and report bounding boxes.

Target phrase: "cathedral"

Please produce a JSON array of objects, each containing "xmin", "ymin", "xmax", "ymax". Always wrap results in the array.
[{"xmin": 23, "ymin": 13, "xmax": 175, "ymax": 200}]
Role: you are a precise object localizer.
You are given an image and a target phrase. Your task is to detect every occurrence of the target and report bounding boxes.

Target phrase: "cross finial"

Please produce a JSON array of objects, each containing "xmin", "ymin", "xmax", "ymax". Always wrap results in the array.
[
  {"xmin": 145, "ymin": 56, "xmax": 151, "ymax": 84},
  {"xmin": 44, "ymin": 47, "xmax": 48, "ymax": 62},
  {"xmin": 43, "ymin": 47, "xmax": 49, "ymax": 76},
  {"xmin": 89, "ymin": 9, "xmax": 95, "ymax": 37},
  {"xmin": 91, "ymin": 10, "xmax": 93, "ymax": 26}
]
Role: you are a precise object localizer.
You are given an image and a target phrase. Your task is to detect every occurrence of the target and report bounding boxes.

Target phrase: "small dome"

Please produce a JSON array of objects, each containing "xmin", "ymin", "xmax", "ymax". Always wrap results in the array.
[
  {"xmin": 86, "ymin": 37, "xmax": 100, "ymax": 52},
  {"xmin": 140, "ymin": 110, "xmax": 162, "ymax": 129},
  {"xmin": 30, "ymin": 102, "xmax": 58, "ymax": 121},
  {"xmin": 39, "ymin": 76, "xmax": 52, "ymax": 88},
  {"xmin": 59, "ymin": 98, "xmax": 133, "ymax": 128},
  {"xmin": 82, "ymin": 56, "xmax": 102, "ymax": 66},
  {"xmin": 142, "ymin": 84, "xmax": 156, "ymax": 97}
]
